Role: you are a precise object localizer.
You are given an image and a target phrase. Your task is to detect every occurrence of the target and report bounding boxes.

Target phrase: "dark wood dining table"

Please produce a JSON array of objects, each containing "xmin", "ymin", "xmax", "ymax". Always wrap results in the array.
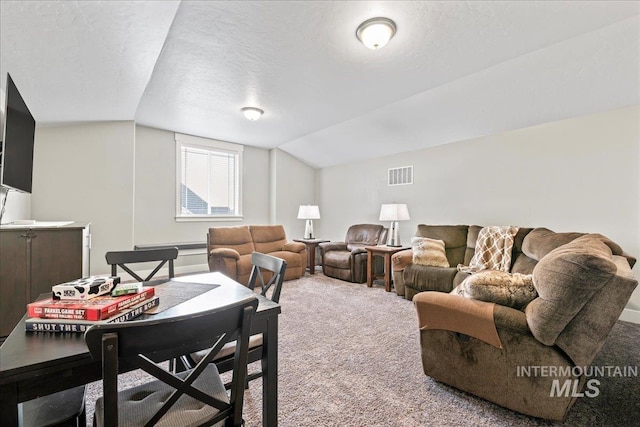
[{"xmin": 0, "ymin": 272, "xmax": 281, "ymax": 426}]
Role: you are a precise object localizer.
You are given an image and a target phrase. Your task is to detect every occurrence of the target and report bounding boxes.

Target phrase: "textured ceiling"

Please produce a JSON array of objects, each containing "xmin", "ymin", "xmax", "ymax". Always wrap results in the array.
[{"xmin": 1, "ymin": 1, "xmax": 638, "ymax": 168}]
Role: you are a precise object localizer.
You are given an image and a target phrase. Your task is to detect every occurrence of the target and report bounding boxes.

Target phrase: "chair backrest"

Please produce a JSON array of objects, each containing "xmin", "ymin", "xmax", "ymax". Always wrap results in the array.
[
  {"xmin": 248, "ymin": 252, "xmax": 287, "ymax": 303},
  {"xmin": 105, "ymin": 247, "xmax": 179, "ymax": 282},
  {"xmin": 345, "ymin": 224, "xmax": 385, "ymax": 250},
  {"xmin": 85, "ymin": 296, "xmax": 257, "ymax": 427}
]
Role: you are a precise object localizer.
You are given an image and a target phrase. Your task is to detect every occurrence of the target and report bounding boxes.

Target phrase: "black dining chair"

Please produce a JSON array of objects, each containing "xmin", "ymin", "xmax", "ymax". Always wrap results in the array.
[
  {"xmin": 19, "ymin": 386, "xmax": 87, "ymax": 427},
  {"xmin": 105, "ymin": 247, "xmax": 179, "ymax": 282},
  {"xmin": 85, "ymin": 296, "xmax": 257, "ymax": 427},
  {"xmin": 183, "ymin": 252, "xmax": 287, "ymax": 385},
  {"xmin": 246, "ymin": 251, "xmax": 287, "ymax": 304}
]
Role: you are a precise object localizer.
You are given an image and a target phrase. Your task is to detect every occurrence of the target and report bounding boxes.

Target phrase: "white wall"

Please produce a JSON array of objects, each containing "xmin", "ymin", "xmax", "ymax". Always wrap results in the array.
[
  {"xmin": 270, "ymin": 148, "xmax": 317, "ymax": 240},
  {"xmin": 27, "ymin": 123, "xmax": 313, "ymax": 277},
  {"xmin": 0, "ymin": 187, "xmax": 30, "ymax": 223},
  {"xmin": 31, "ymin": 121, "xmax": 136, "ymax": 274},
  {"xmin": 318, "ymin": 106, "xmax": 640, "ymax": 321},
  {"xmin": 23, "ymin": 107, "xmax": 640, "ymax": 321},
  {"xmin": 133, "ymin": 125, "xmax": 272, "ymax": 271}
]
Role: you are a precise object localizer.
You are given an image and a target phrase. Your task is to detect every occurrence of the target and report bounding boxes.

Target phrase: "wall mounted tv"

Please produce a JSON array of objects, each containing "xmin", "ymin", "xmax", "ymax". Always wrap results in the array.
[{"xmin": 0, "ymin": 73, "xmax": 36, "ymax": 194}]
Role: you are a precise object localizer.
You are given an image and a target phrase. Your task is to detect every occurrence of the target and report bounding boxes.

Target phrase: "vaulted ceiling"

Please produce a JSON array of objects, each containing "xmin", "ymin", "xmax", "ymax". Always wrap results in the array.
[{"xmin": 1, "ymin": 1, "xmax": 638, "ymax": 168}]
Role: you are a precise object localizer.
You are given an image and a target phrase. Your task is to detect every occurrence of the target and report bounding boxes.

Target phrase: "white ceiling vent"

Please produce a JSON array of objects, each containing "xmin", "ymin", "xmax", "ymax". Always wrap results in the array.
[{"xmin": 388, "ymin": 166, "xmax": 413, "ymax": 186}]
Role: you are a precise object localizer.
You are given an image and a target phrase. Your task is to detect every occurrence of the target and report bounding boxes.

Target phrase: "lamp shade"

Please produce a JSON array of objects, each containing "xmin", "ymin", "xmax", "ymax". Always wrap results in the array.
[
  {"xmin": 297, "ymin": 205, "xmax": 320, "ymax": 220},
  {"xmin": 379, "ymin": 204, "xmax": 410, "ymax": 221}
]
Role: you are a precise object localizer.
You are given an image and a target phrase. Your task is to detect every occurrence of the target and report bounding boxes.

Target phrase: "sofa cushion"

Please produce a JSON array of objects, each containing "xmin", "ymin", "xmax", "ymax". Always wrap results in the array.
[
  {"xmin": 412, "ymin": 237, "xmax": 450, "ymax": 268},
  {"xmin": 250, "ymin": 225, "xmax": 288, "ymax": 254},
  {"xmin": 451, "ymin": 270, "xmax": 537, "ymax": 309},
  {"xmin": 509, "ymin": 228, "xmax": 536, "ymax": 274},
  {"xmin": 416, "ymin": 225, "xmax": 468, "ymax": 266},
  {"xmin": 510, "ymin": 252, "xmax": 538, "ymax": 275},
  {"xmin": 324, "ymin": 250, "xmax": 352, "ymax": 269},
  {"xmin": 526, "ymin": 234, "xmax": 617, "ymax": 346},
  {"xmin": 404, "ymin": 264, "xmax": 458, "ymax": 294},
  {"xmin": 270, "ymin": 250, "xmax": 304, "ymax": 281},
  {"xmin": 462, "ymin": 225, "xmax": 484, "ymax": 265},
  {"xmin": 270, "ymin": 250, "xmax": 302, "ymax": 269}
]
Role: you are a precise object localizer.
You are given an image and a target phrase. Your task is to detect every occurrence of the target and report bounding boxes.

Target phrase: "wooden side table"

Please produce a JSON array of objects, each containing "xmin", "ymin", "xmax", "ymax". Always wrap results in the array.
[
  {"xmin": 365, "ymin": 245, "xmax": 410, "ymax": 292},
  {"xmin": 293, "ymin": 239, "xmax": 329, "ymax": 275}
]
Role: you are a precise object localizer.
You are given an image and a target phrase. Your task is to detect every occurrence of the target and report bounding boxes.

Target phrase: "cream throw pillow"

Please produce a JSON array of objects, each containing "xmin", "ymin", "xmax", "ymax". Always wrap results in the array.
[{"xmin": 412, "ymin": 237, "xmax": 450, "ymax": 268}]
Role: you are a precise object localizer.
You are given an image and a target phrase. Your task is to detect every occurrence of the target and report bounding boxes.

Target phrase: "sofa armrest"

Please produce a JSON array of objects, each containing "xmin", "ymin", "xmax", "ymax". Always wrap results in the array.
[
  {"xmin": 209, "ymin": 247, "xmax": 240, "ymax": 260},
  {"xmin": 320, "ymin": 242, "xmax": 347, "ymax": 252},
  {"xmin": 208, "ymin": 248, "xmax": 241, "ymax": 279},
  {"xmin": 282, "ymin": 241, "xmax": 306, "ymax": 253},
  {"xmin": 392, "ymin": 249, "xmax": 413, "ymax": 272},
  {"xmin": 493, "ymin": 303, "xmax": 529, "ymax": 334},
  {"xmin": 414, "ymin": 292, "xmax": 503, "ymax": 348}
]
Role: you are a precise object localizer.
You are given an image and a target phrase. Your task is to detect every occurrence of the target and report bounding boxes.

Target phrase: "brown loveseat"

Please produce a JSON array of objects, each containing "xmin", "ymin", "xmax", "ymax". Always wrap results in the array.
[
  {"xmin": 207, "ymin": 225, "xmax": 306, "ymax": 285},
  {"xmin": 398, "ymin": 225, "xmax": 637, "ymax": 420}
]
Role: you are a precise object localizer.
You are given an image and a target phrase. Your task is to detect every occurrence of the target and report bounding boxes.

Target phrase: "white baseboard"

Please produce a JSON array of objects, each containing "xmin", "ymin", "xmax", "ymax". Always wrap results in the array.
[{"xmin": 619, "ymin": 308, "xmax": 640, "ymax": 324}]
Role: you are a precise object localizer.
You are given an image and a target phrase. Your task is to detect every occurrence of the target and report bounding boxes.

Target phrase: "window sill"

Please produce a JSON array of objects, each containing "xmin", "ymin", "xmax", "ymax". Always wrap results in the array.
[{"xmin": 175, "ymin": 215, "xmax": 244, "ymax": 223}]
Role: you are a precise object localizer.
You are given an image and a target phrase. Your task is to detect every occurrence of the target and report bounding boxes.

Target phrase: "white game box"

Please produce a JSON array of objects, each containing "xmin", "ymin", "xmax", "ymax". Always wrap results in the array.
[{"xmin": 51, "ymin": 275, "xmax": 121, "ymax": 300}]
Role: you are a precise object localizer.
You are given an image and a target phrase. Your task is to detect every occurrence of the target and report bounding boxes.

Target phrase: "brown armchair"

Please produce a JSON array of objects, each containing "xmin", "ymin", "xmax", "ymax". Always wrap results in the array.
[
  {"xmin": 320, "ymin": 224, "xmax": 387, "ymax": 283},
  {"xmin": 207, "ymin": 225, "xmax": 306, "ymax": 285}
]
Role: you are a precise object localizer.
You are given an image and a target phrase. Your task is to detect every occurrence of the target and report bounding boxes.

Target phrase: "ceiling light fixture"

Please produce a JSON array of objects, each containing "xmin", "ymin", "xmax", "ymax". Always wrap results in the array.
[
  {"xmin": 241, "ymin": 107, "xmax": 264, "ymax": 121},
  {"xmin": 356, "ymin": 17, "xmax": 396, "ymax": 50}
]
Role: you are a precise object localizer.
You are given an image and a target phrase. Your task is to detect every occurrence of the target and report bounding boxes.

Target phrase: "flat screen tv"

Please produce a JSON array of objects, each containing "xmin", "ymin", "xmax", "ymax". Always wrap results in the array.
[{"xmin": 0, "ymin": 73, "xmax": 36, "ymax": 193}]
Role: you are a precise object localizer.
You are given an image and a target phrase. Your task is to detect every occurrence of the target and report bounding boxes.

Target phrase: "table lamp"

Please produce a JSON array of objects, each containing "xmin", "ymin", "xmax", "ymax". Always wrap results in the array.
[
  {"xmin": 379, "ymin": 203, "xmax": 410, "ymax": 247},
  {"xmin": 298, "ymin": 205, "xmax": 320, "ymax": 239}
]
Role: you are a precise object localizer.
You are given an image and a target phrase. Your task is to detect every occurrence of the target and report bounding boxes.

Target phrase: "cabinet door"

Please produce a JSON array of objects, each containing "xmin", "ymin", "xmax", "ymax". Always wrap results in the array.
[
  {"xmin": 0, "ymin": 230, "xmax": 29, "ymax": 336},
  {"xmin": 30, "ymin": 229, "xmax": 84, "ymax": 303}
]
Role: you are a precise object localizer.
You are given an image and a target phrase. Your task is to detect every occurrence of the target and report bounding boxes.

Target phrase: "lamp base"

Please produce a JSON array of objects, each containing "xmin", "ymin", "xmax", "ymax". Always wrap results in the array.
[
  {"xmin": 386, "ymin": 221, "xmax": 401, "ymax": 246},
  {"xmin": 304, "ymin": 219, "xmax": 314, "ymax": 239}
]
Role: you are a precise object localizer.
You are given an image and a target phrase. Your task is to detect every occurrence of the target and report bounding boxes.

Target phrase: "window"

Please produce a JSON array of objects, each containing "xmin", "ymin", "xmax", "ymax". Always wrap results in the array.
[{"xmin": 175, "ymin": 133, "xmax": 243, "ymax": 221}]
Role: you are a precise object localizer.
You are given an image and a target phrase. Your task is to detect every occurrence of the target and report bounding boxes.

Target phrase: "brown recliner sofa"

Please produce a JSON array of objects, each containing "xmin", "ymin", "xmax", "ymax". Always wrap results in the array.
[
  {"xmin": 207, "ymin": 225, "xmax": 306, "ymax": 285},
  {"xmin": 319, "ymin": 224, "xmax": 387, "ymax": 283},
  {"xmin": 392, "ymin": 225, "xmax": 595, "ymax": 300},
  {"xmin": 402, "ymin": 225, "xmax": 637, "ymax": 420}
]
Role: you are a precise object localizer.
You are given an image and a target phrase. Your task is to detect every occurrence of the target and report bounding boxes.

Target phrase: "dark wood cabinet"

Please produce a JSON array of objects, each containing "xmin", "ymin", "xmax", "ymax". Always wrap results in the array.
[{"xmin": 0, "ymin": 223, "xmax": 90, "ymax": 337}]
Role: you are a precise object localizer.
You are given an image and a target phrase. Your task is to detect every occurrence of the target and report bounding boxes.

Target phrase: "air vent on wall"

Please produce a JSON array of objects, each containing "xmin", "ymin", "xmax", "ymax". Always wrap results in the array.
[{"xmin": 388, "ymin": 166, "xmax": 413, "ymax": 186}]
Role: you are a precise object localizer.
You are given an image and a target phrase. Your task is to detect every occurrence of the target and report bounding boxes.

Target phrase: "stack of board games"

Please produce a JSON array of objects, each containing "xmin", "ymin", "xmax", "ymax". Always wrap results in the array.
[{"xmin": 25, "ymin": 276, "xmax": 159, "ymax": 333}]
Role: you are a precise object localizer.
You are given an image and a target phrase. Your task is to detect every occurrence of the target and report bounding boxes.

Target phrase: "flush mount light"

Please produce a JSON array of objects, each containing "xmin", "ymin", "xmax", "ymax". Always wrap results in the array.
[
  {"xmin": 356, "ymin": 17, "xmax": 397, "ymax": 50},
  {"xmin": 241, "ymin": 107, "xmax": 264, "ymax": 121}
]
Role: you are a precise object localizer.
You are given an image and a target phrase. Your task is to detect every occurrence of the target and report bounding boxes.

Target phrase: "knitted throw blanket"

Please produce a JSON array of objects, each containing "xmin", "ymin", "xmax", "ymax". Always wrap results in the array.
[{"xmin": 458, "ymin": 226, "xmax": 519, "ymax": 273}]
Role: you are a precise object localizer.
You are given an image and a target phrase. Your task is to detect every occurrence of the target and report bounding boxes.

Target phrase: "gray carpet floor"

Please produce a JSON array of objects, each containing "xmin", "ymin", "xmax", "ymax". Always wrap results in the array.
[{"xmin": 85, "ymin": 273, "xmax": 640, "ymax": 426}]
